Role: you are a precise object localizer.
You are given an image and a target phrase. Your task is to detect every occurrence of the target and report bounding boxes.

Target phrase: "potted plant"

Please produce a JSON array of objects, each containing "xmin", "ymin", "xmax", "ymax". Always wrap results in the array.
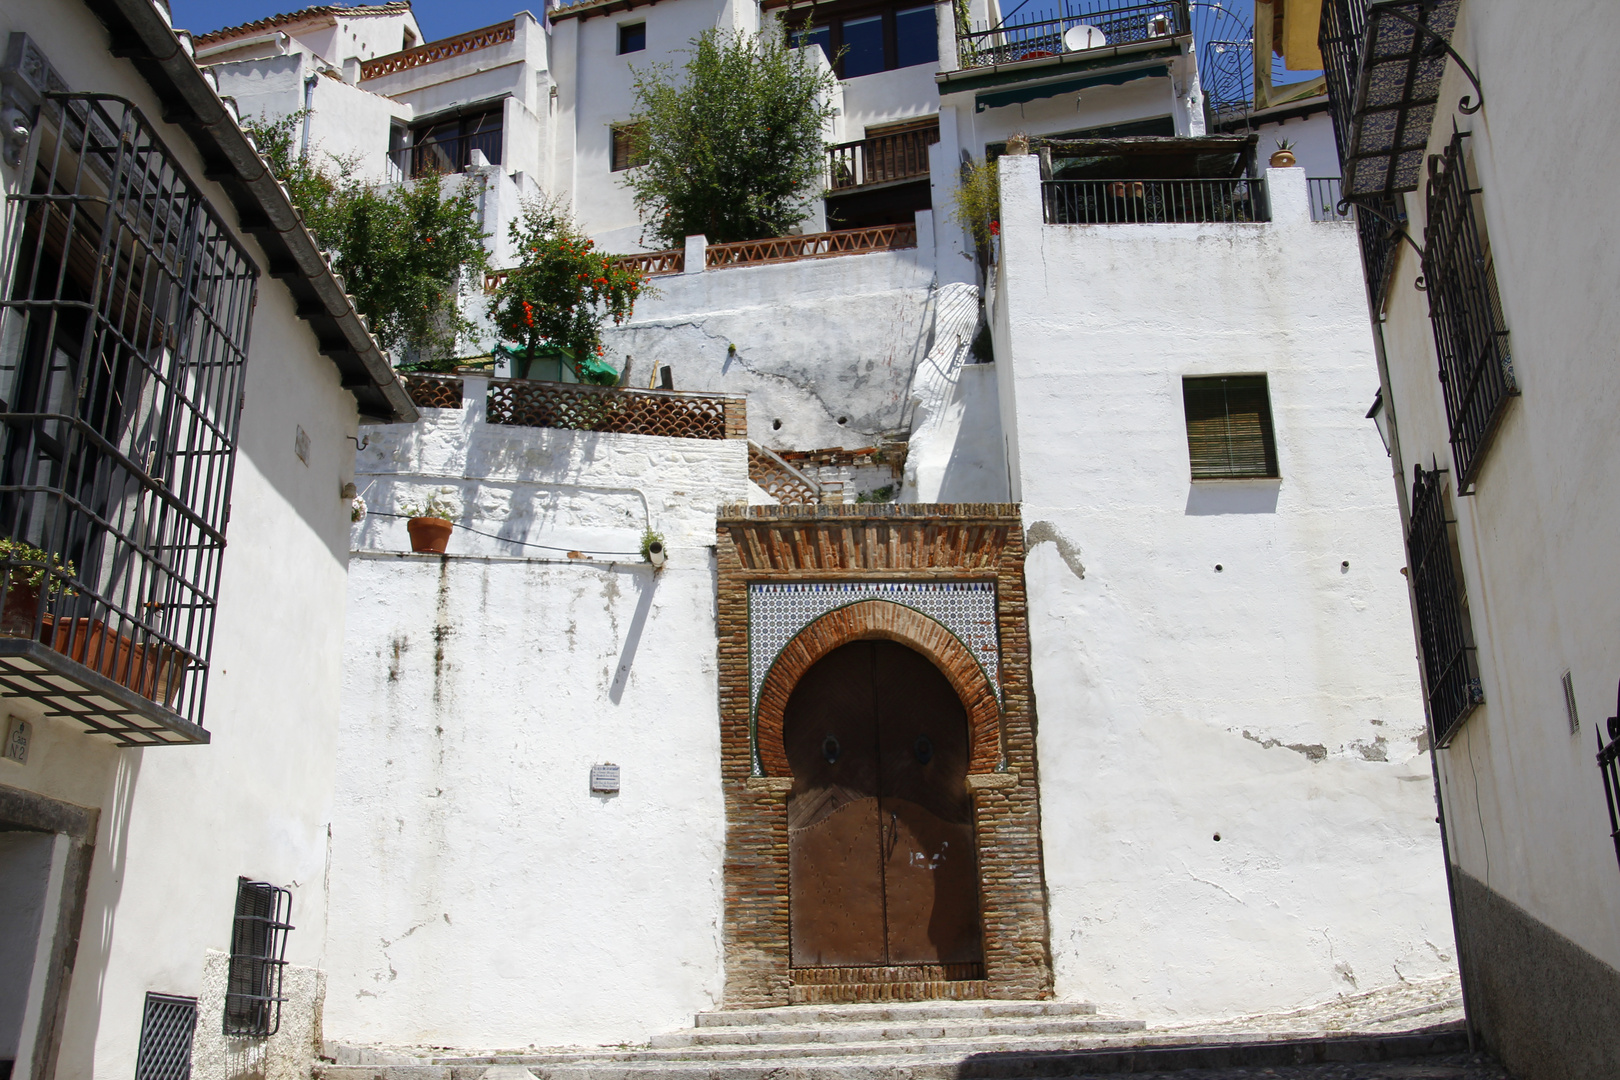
[
  {"xmin": 0, "ymin": 537, "xmax": 75, "ymax": 639},
  {"xmin": 1269, "ymin": 138, "xmax": 1298, "ymax": 169},
  {"xmin": 400, "ymin": 491, "xmax": 459, "ymax": 554}
]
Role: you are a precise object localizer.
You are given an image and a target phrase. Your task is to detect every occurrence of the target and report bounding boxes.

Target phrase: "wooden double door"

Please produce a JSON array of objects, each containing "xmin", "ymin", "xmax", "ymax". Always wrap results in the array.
[{"xmin": 784, "ymin": 640, "xmax": 983, "ymax": 968}]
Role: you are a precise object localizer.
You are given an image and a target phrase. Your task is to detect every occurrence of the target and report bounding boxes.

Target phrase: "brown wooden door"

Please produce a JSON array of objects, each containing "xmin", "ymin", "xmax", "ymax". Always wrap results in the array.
[{"xmin": 786, "ymin": 640, "xmax": 982, "ymax": 968}]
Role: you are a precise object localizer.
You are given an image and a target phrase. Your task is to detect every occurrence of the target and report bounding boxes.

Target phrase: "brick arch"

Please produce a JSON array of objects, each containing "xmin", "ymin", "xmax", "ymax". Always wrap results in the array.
[{"xmin": 756, "ymin": 599, "xmax": 1002, "ymax": 777}]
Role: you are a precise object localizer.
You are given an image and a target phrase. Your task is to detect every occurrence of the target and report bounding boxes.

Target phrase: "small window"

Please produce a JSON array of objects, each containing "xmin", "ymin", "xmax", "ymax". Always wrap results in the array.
[
  {"xmin": 223, "ymin": 878, "xmax": 293, "ymax": 1038},
  {"xmin": 135, "ymin": 993, "xmax": 197, "ymax": 1080},
  {"xmin": 618, "ymin": 22, "xmax": 646, "ymax": 54},
  {"xmin": 611, "ymin": 122, "xmax": 648, "ymax": 172},
  {"xmin": 402, "ymin": 27, "xmax": 417, "ymax": 50},
  {"xmin": 1182, "ymin": 375, "xmax": 1280, "ymax": 480}
]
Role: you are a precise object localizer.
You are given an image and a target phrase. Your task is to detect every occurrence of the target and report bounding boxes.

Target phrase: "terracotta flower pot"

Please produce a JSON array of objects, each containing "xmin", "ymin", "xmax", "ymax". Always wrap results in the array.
[
  {"xmin": 1269, "ymin": 149, "xmax": 1297, "ymax": 168},
  {"xmin": 0, "ymin": 581, "xmax": 42, "ymax": 638},
  {"xmin": 407, "ymin": 516, "xmax": 453, "ymax": 554}
]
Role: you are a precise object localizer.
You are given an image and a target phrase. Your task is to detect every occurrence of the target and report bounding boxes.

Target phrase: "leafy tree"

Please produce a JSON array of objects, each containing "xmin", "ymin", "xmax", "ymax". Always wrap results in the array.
[
  {"xmin": 625, "ymin": 29, "xmax": 838, "ymax": 248},
  {"xmin": 488, "ymin": 198, "xmax": 646, "ymax": 385},
  {"xmin": 243, "ymin": 113, "xmax": 489, "ymax": 369}
]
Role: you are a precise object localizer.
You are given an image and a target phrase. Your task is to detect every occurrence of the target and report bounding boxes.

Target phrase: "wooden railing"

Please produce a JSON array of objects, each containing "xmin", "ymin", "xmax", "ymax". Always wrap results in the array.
[
  {"xmin": 828, "ymin": 126, "xmax": 939, "ymax": 192},
  {"xmin": 361, "ymin": 19, "xmax": 516, "ymax": 80},
  {"xmin": 486, "ymin": 379, "xmax": 747, "ymax": 441},
  {"xmin": 706, "ymin": 224, "xmax": 917, "ymax": 269}
]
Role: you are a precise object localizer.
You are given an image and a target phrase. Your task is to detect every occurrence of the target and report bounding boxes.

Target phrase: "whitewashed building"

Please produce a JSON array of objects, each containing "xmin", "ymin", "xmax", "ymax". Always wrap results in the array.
[
  {"xmin": 0, "ymin": 0, "xmax": 417, "ymax": 1078},
  {"xmin": 1290, "ymin": 0, "xmax": 1620, "ymax": 1076}
]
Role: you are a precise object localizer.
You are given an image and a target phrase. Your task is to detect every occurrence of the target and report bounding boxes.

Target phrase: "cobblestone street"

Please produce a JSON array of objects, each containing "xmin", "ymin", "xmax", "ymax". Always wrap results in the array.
[{"xmin": 1059, "ymin": 1054, "xmax": 1511, "ymax": 1080}]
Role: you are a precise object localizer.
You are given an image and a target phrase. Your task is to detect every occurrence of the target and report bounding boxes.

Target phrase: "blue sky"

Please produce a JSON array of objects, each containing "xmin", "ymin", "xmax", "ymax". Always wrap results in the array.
[{"xmin": 170, "ymin": 0, "xmax": 535, "ymax": 42}]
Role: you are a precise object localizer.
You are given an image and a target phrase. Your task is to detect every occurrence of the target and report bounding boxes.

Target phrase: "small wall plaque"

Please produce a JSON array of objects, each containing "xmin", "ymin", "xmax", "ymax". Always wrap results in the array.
[
  {"xmin": 590, "ymin": 762, "xmax": 621, "ymax": 793},
  {"xmin": 4, "ymin": 716, "xmax": 30, "ymax": 765}
]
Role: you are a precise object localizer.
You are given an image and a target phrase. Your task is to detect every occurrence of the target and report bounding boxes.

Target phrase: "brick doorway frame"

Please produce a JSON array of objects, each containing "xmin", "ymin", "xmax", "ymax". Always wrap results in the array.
[{"xmin": 716, "ymin": 504, "xmax": 1053, "ymax": 1006}]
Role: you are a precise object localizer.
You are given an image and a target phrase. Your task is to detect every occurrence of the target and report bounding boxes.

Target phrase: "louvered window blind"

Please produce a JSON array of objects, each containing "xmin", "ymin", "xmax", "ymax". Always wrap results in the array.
[{"xmin": 1182, "ymin": 375, "xmax": 1280, "ymax": 480}]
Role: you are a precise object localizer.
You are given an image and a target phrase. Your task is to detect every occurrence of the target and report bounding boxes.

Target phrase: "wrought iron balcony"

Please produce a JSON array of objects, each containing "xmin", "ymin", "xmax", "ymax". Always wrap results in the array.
[
  {"xmin": 0, "ymin": 94, "xmax": 255, "ymax": 745},
  {"xmin": 1042, "ymin": 177, "xmax": 1269, "ymax": 224},
  {"xmin": 957, "ymin": 0, "xmax": 1185, "ymax": 70},
  {"xmin": 828, "ymin": 125, "xmax": 938, "ymax": 193},
  {"xmin": 1320, "ymin": 0, "xmax": 1476, "ymax": 198}
]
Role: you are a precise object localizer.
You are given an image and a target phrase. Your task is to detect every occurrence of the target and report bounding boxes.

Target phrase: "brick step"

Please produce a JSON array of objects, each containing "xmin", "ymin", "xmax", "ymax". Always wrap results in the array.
[
  {"xmin": 316, "ymin": 1026, "xmax": 1470, "ymax": 1080},
  {"xmin": 694, "ymin": 1000, "xmax": 1099, "ymax": 1027},
  {"xmin": 790, "ymin": 978, "xmax": 987, "ymax": 1004}
]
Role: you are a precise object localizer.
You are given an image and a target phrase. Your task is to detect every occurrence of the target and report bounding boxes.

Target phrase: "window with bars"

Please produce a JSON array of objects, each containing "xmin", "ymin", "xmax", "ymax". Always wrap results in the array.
[
  {"xmin": 223, "ymin": 878, "xmax": 293, "ymax": 1038},
  {"xmin": 1422, "ymin": 131, "xmax": 1515, "ymax": 492},
  {"xmin": 0, "ymin": 93, "xmax": 255, "ymax": 742},
  {"xmin": 1182, "ymin": 375, "xmax": 1280, "ymax": 480},
  {"xmin": 610, "ymin": 123, "xmax": 647, "ymax": 172},
  {"xmin": 134, "ymin": 993, "xmax": 197, "ymax": 1080},
  {"xmin": 1597, "ymin": 684, "xmax": 1620, "ymax": 872},
  {"xmin": 1407, "ymin": 464, "xmax": 1482, "ymax": 747}
]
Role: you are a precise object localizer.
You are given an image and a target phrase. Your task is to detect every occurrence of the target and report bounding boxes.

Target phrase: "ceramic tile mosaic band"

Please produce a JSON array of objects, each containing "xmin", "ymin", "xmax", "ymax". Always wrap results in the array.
[{"xmin": 747, "ymin": 582, "xmax": 1001, "ymax": 714}]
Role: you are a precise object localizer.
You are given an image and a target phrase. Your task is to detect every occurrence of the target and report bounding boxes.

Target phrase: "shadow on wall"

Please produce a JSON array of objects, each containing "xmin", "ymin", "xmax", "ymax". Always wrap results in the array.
[{"xmin": 1185, "ymin": 481, "xmax": 1281, "ymax": 516}]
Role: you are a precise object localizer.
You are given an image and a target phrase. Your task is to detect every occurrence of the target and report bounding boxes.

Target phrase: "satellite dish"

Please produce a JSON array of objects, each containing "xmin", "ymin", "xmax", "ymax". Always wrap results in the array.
[{"xmin": 1064, "ymin": 24, "xmax": 1107, "ymax": 51}]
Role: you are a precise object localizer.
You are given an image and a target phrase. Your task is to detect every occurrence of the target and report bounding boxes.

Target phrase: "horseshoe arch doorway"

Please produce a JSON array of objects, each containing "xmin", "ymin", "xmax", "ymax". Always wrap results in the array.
[{"xmin": 783, "ymin": 639, "xmax": 983, "ymax": 969}]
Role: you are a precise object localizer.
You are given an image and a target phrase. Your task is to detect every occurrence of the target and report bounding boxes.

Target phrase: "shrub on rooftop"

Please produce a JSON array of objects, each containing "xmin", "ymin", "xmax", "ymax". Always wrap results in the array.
[
  {"xmin": 488, "ymin": 197, "xmax": 646, "ymax": 386},
  {"xmin": 623, "ymin": 28, "xmax": 838, "ymax": 248},
  {"xmin": 243, "ymin": 112, "xmax": 490, "ymax": 371}
]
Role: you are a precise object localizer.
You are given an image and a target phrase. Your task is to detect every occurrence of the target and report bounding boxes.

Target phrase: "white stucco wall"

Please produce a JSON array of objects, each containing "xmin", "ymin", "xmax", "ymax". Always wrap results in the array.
[
  {"xmin": 324, "ymin": 395, "xmax": 744, "ymax": 1048},
  {"xmin": 995, "ymin": 153, "xmax": 1454, "ymax": 1020},
  {"xmin": 0, "ymin": 4, "xmax": 367, "ymax": 1075},
  {"xmin": 1370, "ymin": 0, "xmax": 1620, "ymax": 976},
  {"xmin": 1253, "ymin": 107, "xmax": 1339, "ymax": 183},
  {"xmin": 601, "ymin": 243, "xmax": 938, "ymax": 452}
]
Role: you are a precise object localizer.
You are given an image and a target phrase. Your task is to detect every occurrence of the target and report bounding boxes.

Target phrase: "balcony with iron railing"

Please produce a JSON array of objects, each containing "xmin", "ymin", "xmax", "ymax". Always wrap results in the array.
[
  {"xmin": 828, "ymin": 125, "xmax": 939, "ymax": 193},
  {"xmin": 1042, "ymin": 176, "xmax": 1269, "ymax": 224},
  {"xmin": 955, "ymin": 0, "xmax": 1186, "ymax": 71}
]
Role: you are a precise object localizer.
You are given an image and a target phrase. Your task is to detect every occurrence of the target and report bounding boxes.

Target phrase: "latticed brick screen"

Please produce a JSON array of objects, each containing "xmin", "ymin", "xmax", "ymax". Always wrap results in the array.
[
  {"xmin": 748, "ymin": 443, "xmax": 821, "ymax": 504},
  {"xmin": 486, "ymin": 379, "xmax": 746, "ymax": 440},
  {"xmin": 360, "ymin": 19, "xmax": 514, "ymax": 78},
  {"xmin": 401, "ymin": 374, "xmax": 464, "ymax": 410},
  {"xmin": 707, "ymin": 224, "xmax": 917, "ymax": 269}
]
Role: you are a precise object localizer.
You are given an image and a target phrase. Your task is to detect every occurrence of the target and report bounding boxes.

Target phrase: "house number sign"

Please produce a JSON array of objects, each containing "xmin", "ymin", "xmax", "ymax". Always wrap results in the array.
[{"xmin": 590, "ymin": 763, "xmax": 621, "ymax": 793}]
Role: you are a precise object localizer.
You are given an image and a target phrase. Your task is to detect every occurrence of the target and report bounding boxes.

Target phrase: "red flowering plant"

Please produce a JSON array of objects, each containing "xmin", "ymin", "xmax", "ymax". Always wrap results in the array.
[{"xmin": 489, "ymin": 198, "xmax": 647, "ymax": 385}]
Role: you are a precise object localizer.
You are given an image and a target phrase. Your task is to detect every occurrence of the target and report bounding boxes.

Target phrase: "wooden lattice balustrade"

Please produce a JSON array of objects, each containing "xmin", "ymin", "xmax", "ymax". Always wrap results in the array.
[
  {"xmin": 361, "ymin": 20, "xmax": 515, "ymax": 79},
  {"xmin": 400, "ymin": 373, "xmax": 465, "ymax": 410},
  {"xmin": 706, "ymin": 224, "xmax": 917, "ymax": 269},
  {"xmin": 486, "ymin": 379, "xmax": 746, "ymax": 441}
]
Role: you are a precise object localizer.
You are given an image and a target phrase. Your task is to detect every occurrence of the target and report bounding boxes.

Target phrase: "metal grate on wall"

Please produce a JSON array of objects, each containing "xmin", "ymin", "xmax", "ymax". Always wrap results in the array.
[
  {"xmin": 134, "ymin": 993, "xmax": 197, "ymax": 1080},
  {"xmin": 224, "ymin": 878, "xmax": 293, "ymax": 1038},
  {"xmin": 1422, "ymin": 131, "xmax": 1516, "ymax": 493},
  {"xmin": 1597, "ymin": 683, "xmax": 1620, "ymax": 872},
  {"xmin": 0, "ymin": 93, "xmax": 257, "ymax": 742},
  {"xmin": 1406, "ymin": 464, "xmax": 1480, "ymax": 747}
]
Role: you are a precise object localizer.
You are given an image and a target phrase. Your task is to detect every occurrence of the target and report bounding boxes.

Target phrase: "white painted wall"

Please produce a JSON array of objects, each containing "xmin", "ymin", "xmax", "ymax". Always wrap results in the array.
[
  {"xmin": 0, "ymin": 4, "xmax": 367, "ymax": 1075},
  {"xmin": 1370, "ymin": 0, "xmax": 1620, "ymax": 976},
  {"xmin": 325, "ymin": 394, "xmax": 744, "ymax": 1048},
  {"xmin": 601, "ymin": 243, "xmax": 938, "ymax": 452},
  {"xmin": 1254, "ymin": 108, "xmax": 1339, "ymax": 184},
  {"xmin": 900, "ymin": 280, "xmax": 1008, "ymax": 502},
  {"xmin": 995, "ymin": 153, "xmax": 1454, "ymax": 1020}
]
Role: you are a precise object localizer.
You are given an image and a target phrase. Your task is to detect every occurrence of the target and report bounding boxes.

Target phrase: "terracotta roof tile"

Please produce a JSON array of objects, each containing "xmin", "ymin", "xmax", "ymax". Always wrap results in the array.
[{"xmin": 192, "ymin": 2, "xmax": 412, "ymax": 48}]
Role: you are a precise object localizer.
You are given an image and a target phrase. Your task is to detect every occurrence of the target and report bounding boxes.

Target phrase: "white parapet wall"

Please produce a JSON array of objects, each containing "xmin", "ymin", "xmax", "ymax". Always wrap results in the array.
[
  {"xmin": 993, "ymin": 153, "xmax": 1457, "ymax": 1020},
  {"xmin": 325, "ymin": 383, "xmax": 745, "ymax": 1048}
]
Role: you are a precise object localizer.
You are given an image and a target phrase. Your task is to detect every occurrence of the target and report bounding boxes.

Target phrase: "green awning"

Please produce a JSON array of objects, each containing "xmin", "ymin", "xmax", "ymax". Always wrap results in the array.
[{"xmin": 976, "ymin": 66, "xmax": 1165, "ymax": 113}]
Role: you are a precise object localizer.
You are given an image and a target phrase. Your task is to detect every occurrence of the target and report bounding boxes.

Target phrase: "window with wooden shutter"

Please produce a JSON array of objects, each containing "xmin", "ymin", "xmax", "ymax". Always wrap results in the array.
[
  {"xmin": 611, "ymin": 123, "xmax": 647, "ymax": 172},
  {"xmin": 1182, "ymin": 375, "xmax": 1280, "ymax": 480}
]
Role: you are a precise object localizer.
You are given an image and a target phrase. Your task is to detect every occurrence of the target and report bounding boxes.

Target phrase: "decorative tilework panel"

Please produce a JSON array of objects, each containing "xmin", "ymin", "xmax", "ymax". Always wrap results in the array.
[{"xmin": 748, "ymin": 582, "xmax": 1000, "ymax": 713}]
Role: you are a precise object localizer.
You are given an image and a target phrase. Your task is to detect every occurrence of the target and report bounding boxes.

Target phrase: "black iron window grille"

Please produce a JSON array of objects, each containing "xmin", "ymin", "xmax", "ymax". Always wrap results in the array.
[
  {"xmin": 224, "ymin": 877, "xmax": 293, "ymax": 1038},
  {"xmin": 0, "ymin": 93, "xmax": 256, "ymax": 745},
  {"xmin": 1181, "ymin": 375, "xmax": 1280, "ymax": 480},
  {"xmin": 1406, "ymin": 463, "xmax": 1481, "ymax": 746},
  {"xmin": 1422, "ymin": 131, "xmax": 1515, "ymax": 492},
  {"xmin": 1597, "ymin": 683, "xmax": 1620, "ymax": 872},
  {"xmin": 1352, "ymin": 191, "xmax": 1407, "ymax": 310},
  {"xmin": 134, "ymin": 992, "xmax": 197, "ymax": 1080}
]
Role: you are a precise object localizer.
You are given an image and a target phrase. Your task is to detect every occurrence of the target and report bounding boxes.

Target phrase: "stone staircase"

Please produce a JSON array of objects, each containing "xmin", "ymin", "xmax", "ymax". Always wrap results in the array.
[{"xmin": 317, "ymin": 998, "xmax": 1470, "ymax": 1080}]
